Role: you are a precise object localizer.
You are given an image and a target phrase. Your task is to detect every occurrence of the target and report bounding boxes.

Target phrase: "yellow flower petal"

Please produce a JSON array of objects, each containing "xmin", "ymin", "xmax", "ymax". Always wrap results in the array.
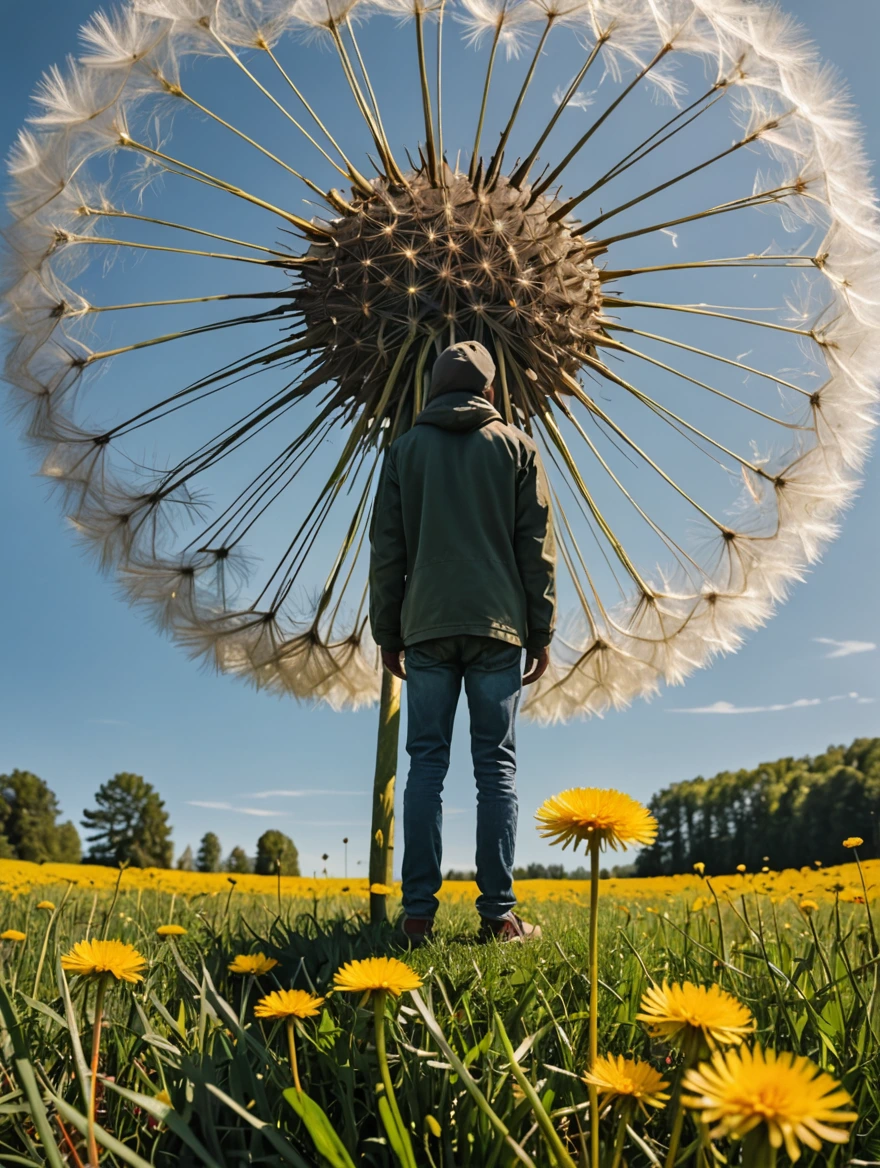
[
  {"xmin": 637, "ymin": 981, "xmax": 754, "ymax": 1058},
  {"xmin": 583, "ymin": 1054, "xmax": 670, "ymax": 1116},
  {"xmin": 683, "ymin": 1046, "xmax": 857, "ymax": 1161},
  {"xmin": 228, "ymin": 952, "xmax": 279, "ymax": 976},
  {"xmin": 1, "ymin": 929, "xmax": 27, "ymax": 942},
  {"xmin": 156, "ymin": 924, "xmax": 187, "ymax": 936},
  {"xmin": 254, "ymin": 988, "xmax": 325, "ymax": 1020},
  {"xmin": 842, "ymin": 837, "xmax": 863, "ymax": 849},
  {"xmin": 333, "ymin": 956, "xmax": 422, "ymax": 998},
  {"xmin": 534, "ymin": 788, "xmax": 657, "ymax": 853},
  {"xmin": 61, "ymin": 939, "xmax": 146, "ymax": 982}
]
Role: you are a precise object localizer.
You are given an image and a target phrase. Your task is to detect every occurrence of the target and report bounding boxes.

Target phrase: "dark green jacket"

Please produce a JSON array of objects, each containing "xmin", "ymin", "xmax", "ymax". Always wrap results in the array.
[{"xmin": 369, "ymin": 391, "xmax": 556, "ymax": 654}]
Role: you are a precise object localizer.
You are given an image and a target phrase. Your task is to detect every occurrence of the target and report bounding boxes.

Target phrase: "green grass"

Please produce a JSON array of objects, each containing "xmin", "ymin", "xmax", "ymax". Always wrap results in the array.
[{"xmin": 0, "ymin": 886, "xmax": 878, "ymax": 1166}]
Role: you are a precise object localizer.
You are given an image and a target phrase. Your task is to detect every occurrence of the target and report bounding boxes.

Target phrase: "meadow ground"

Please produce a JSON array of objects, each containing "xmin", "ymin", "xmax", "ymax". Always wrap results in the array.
[{"xmin": 0, "ymin": 857, "xmax": 878, "ymax": 1167}]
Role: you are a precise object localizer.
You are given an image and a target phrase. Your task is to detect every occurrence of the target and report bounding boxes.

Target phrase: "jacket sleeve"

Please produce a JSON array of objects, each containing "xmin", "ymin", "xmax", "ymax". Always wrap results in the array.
[
  {"xmin": 514, "ymin": 443, "xmax": 557, "ymax": 654},
  {"xmin": 369, "ymin": 445, "xmax": 407, "ymax": 653}
]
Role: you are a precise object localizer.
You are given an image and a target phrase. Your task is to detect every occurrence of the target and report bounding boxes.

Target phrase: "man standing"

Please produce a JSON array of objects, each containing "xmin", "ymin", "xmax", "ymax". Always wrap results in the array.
[{"xmin": 369, "ymin": 341, "xmax": 557, "ymax": 945}]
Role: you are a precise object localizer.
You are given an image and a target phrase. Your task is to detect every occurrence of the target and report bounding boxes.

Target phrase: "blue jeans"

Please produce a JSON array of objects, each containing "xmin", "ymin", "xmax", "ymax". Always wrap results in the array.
[{"xmin": 402, "ymin": 636, "xmax": 522, "ymax": 920}]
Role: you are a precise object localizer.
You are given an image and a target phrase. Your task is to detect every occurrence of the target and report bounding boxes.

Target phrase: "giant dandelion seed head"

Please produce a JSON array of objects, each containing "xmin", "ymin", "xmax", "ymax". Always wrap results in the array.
[{"xmin": 2, "ymin": 0, "xmax": 879, "ymax": 722}]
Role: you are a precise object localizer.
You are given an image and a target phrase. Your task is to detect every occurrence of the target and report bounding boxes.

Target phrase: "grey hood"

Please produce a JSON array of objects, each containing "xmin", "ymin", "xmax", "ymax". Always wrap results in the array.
[{"xmin": 414, "ymin": 390, "xmax": 501, "ymax": 433}]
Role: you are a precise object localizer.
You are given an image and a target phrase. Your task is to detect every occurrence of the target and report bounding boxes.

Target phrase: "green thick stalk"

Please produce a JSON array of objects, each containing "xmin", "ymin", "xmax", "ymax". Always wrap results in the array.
[
  {"xmin": 369, "ymin": 669, "xmax": 402, "ymax": 925},
  {"xmin": 87, "ymin": 973, "xmax": 109, "ymax": 1168},
  {"xmin": 589, "ymin": 833, "xmax": 600, "ymax": 1168},
  {"xmin": 373, "ymin": 990, "xmax": 416, "ymax": 1168},
  {"xmin": 286, "ymin": 1018, "xmax": 302, "ymax": 1093}
]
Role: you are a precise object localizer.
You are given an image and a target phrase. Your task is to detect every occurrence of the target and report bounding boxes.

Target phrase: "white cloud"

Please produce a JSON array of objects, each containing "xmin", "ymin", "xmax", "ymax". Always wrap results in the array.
[
  {"xmin": 814, "ymin": 637, "xmax": 876, "ymax": 658},
  {"xmin": 251, "ymin": 789, "xmax": 367, "ymax": 799},
  {"xmin": 670, "ymin": 698, "xmax": 821, "ymax": 715},
  {"xmin": 187, "ymin": 801, "xmax": 283, "ymax": 817},
  {"xmin": 670, "ymin": 692, "xmax": 873, "ymax": 715}
]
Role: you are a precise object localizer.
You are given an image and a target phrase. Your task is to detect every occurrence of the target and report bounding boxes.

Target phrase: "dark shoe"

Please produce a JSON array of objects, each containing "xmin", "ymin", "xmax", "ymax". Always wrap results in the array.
[
  {"xmin": 402, "ymin": 916, "xmax": 434, "ymax": 948},
  {"xmin": 478, "ymin": 912, "xmax": 542, "ymax": 943}
]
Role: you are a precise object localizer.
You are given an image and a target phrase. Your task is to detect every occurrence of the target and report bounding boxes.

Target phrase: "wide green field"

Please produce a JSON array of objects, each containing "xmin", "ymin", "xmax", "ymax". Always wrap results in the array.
[{"xmin": 1, "ymin": 866, "xmax": 878, "ymax": 1167}]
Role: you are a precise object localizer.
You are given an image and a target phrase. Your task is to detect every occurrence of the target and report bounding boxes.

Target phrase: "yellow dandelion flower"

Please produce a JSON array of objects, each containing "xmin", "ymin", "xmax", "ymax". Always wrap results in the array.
[
  {"xmin": 36, "ymin": 901, "xmax": 55, "ymax": 911},
  {"xmin": 799, "ymin": 899, "xmax": 819, "ymax": 915},
  {"xmin": 683, "ymin": 1046, "xmax": 857, "ymax": 1162},
  {"xmin": 534, "ymin": 788, "xmax": 657, "ymax": 853},
  {"xmin": 583, "ymin": 1054, "xmax": 670, "ymax": 1117},
  {"xmin": 843, "ymin": 837, "xmax": 864, "ymax": 849},
  {"xmin": 637, "ymin": 981, "xmax": 754, "ymax": 1059},
  {"xmin": 156, "ymin": 924, "xmax": 187, "ymax": 937},
  {"xmin": 369, "ymin": 883, "xmax": 395, "ymax": 895},
  {"xmin": 425, "ymin": 1116, "xmax": 442, "ymax": 1138},
  {"xmin": 736, "ymin": 864, "xmax": 747, "ymax": 873},
  {"xmin": 693, "ymin": 862, "xmax": 706, "ymax": 876},
  {"xmin": 254, "ymin": 988, "xmax": 325, "ymax": 1020},
  {"xmin": 228, "ymin": 953, "xmax": 279, "ymax": 976},
  {"xmin": 1, "ymin": 929, "xmax": 27, "ymax": 942},
  {"xmin": 333, "ymin": 956, "xmax": 423, "ymax": 998},
  {"xmin": 61, "ymin": 939, "xmax": 146, "ymax": 982}
]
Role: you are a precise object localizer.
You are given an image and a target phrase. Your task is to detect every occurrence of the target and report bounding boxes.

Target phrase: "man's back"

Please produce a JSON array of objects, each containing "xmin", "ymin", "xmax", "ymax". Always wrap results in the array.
[{"xmin": 370, "ymin": 389, "xmax": 556, "ymax": 655}]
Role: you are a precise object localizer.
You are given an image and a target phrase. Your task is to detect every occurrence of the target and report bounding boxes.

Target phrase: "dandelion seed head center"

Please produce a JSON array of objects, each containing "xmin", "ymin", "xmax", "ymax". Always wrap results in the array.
[{"xmin": 294, "ymin": 172, "xmax": 603, "ymax": 411}]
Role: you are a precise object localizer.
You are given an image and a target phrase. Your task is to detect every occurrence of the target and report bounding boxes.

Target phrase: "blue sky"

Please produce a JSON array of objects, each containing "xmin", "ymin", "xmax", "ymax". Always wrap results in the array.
[{"xmin": 1, "ymin": 0, "xmax": 878, "ymax": 880}]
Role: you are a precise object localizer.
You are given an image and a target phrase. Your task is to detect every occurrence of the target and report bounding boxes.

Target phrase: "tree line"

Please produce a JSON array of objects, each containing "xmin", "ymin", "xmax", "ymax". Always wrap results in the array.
[
  {"xmin": 0, "ymin": 770, "xmax": 300, "ymax": 875},
  {"xmin": 635, "ymin": 736, "xmax": 880, "ymax": 877}
]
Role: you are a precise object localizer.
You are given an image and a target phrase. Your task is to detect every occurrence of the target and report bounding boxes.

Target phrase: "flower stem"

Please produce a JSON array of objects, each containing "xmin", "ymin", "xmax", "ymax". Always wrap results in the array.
[
  {"xmin": 664, "ymin": 1100, "xmax": 686, "ymax": 1168},
  {"xmin": 373, "ymin": 990, "xmax": 416, "ymax": 1168},
  {"xmin": 853, "ymin": 850, "xmax": 879, "ymax": 955},
  {"xmin": 589, "ymin": 833, "xmax": 600, "ymax": 1168},
  {"xmin": 610, "ymin": 1112, "xmax": 628, "ymax": 1168},
  {"xmin": 286, "ymin": 1018, "xmax": 302, "ymax": 1094},
  {"xmin": 88, "ymin": 973, "xmax": 109, "ymax": 1168}
]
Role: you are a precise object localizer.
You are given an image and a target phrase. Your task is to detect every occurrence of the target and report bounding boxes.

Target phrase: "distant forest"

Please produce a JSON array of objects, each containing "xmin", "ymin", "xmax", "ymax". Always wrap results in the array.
[{"xmin": 635, "ymin": 736, "xmax": 879, "ymax": 876}]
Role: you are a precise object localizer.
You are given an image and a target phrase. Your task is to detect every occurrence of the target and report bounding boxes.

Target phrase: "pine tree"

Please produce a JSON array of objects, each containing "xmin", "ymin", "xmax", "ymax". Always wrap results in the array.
[
  {"xmin": 196, "ymin": 832, "xmax": 222, "ymax": 873},
  {"xmin": 176, "ymin": 845, "xmax": 194, "ymax": 870},
  {"xmin": 0, "ymin": 771, "xmax": 81, "ymax": 862},
  {"xmin": 225, "ymin": 846, "xmax": 252, "ymax": 874},
  {"xmin": 255, "ymin": 830, "xmax": 300, "ymax": 876},
  {"xmin": 82, "ymin": 774, "xmax": 173, "ymax": 868}
]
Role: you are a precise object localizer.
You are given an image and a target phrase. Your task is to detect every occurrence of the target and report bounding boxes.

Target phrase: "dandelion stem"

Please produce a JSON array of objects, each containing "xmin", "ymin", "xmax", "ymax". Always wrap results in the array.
[
  {"xmin": 556, "ymin": 125, "xmax": 774, "ymax": 224},
  {"xmin": 853, "ymin": 849, "xmax": 879, "ymax": 956},
  {"xmin": 265, "ymin": 47, "xmax": 374, "ymax": 195},
  {"xmin": 87, "ymin": 973, "xmax": 109, "ymax": 1168},
  {"xmin": 120, "ymin": 137, "xmax": 328, "ymax": 238},
  {"xmin": 586, "ymin": 183, "xmax": 798, "ymax": 244},
  {"xmin": 207, "ymin": 32, "xmax": 342, "ymax": 185},
  {"xmin": 487, "ymin": 17, "xmax": 555, "ymax": 186},
  {"xmin": 664, "ymin": 1098, "xmax": 686, "ymax": 1168},
  {"xmin": 91, "ymin": 206, "xmax": 293, "ymax": 256},
  {"xmin": 532, "ymin": 43, "xmax": 672, "ymax": 199},
  {"xmin": 161, "ymin": 76, "xmax": 338, "ymax": 194},
  {"xmin": 596, "ymin": 336, "xmax": 805, "ymax": 429},
  {"xmin": 603, "ymin": 323, "xmax": 814, "ymax": 397},
  {"xmin": 469, "ymin": 21, "xmax": 503, "ymax": 181},
  {"xmin": 415, "ymin": 9, "xmax": 438, "ymax": 183},
  {"xmin": 603, "ymin": 295, "xmax": 816, "ymax": 339},
  {"xmin": 588, "ymin": 833, "xmax": 600, "ymax": 1168},
  {"xmin": 286, "ymin": 1018, "xmax": 302, "ymax": 1093},
  {"xmin": 574, "ymin": 84, "xmax": 725, "ymax": 202},
  {"xmin": 373, "ymin": 990, "xmax": 416, "ymax": 1168},
  {"xmin": 610, "ymin": 1112, "xmax": 628, "ymax": 1168},
  {"xmin": 63, "ymin": 232, "xmax": 289, "ymax": 267},
  {"xmin": 511, "ymin": 36, "xmax": 606, "ymax": 188}
]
